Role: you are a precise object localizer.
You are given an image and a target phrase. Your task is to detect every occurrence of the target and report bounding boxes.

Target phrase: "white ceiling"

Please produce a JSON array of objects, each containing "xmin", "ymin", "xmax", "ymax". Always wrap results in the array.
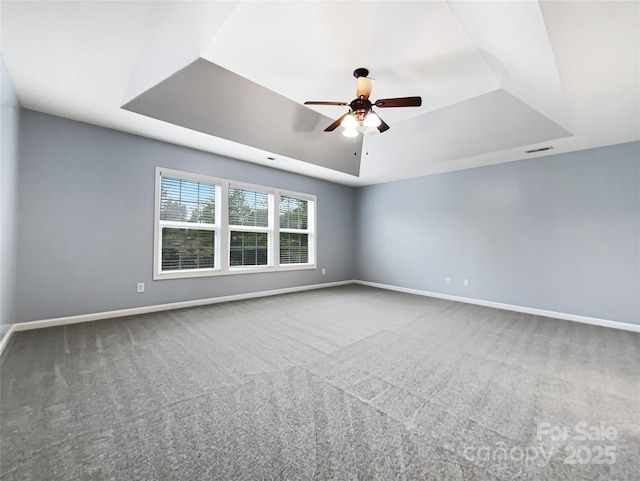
[{"xmin": 1, "ymin": 1, "xmax": 638, "ymax": 186}]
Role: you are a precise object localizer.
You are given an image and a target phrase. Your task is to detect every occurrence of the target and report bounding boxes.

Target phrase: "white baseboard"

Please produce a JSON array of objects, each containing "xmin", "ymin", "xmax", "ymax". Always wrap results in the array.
[
  {"xmin": 355, "ymin": 280, "xmax": 640, "ymax": 333},
  {"xmin": 2, "ymin": 278, "xmax": 637, "ymax": 358},
  {"xmin": 0, "ymin": 323, "xmax": 17, "ymax": 358},
  {"xmin": 0, "ymin": 281, "xmax": 354, "ymax": 356}
]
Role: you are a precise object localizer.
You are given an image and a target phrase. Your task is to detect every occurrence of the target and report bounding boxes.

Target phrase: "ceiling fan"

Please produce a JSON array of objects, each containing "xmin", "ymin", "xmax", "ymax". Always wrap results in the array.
[{"xmin": 304, "ymin": 67, "xmax": 422, "ymax": 137}]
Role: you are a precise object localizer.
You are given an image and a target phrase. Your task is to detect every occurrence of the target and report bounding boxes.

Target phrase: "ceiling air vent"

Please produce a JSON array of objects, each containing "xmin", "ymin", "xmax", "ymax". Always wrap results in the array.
[{"xmin": 525, "ymin": 146, "xmax": 553, "ymax": 154}]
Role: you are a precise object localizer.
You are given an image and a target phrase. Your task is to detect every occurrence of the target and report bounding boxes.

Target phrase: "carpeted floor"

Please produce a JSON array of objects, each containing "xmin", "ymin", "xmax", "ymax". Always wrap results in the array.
[{"xmin": 1, "ymin": 285, "xmax": 638, "ymax": 480}]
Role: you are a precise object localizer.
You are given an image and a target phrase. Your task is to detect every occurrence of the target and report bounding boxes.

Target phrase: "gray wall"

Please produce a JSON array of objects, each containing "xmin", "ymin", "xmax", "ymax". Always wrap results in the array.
[
  {"xmin": 13, "ymin": 108, "xmax": 640, "ymax": 326},
  {"xmin": 16, "ymin": 110, "xmax": 357, "ymax": 322},
  {"xmin": 1, "ymin": 56, "xmax": 20, "ymax": 337},
  {"xmin": 356, "ymin": 142, "xmax": 640, "ymax": 325}
]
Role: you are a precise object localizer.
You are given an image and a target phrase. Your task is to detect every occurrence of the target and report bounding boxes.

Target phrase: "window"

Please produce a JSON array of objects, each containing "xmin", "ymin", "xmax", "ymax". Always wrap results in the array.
[
  {"xmin": 228, "ymin": 187, "xmax": 271, "ymax": 267},
  {"xmin": 154, "ymin": 168, "xmax": 315, "ymax": 279},
  {"xmin": 279, "ymin": 195, "xmax": 310, "ymax": 264},
  {"xmin": 157, "ymin": 174, "xmax": 220, "ymax": 274}
]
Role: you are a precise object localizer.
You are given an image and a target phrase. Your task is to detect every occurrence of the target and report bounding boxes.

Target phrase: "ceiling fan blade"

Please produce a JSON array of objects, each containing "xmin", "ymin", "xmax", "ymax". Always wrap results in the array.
[
  {"xmin": 356, "ymin": 77, "xmax": 375, "ymax": 100},
  {"xmin": 325, "ymin": 112, "xmax": 350, "ymax": 132},
  {"xmin": 377, "ymin": 116, "xmax": 390, "ymax": 133},
  {"xmin": 304, "ymin": 101, "xmax": 349, "ymax": 106},
  {"xmin": 375, "ymin": 96, "xmax": 422, "ymax": 108}
]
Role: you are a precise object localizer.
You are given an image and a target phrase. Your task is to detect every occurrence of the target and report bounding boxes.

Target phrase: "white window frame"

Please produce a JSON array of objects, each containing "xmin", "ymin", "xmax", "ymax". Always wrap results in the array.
[
  {"xmin": 277, "ymin": 191, "xmax": 315, "ymax": 267},
  {"xmin": 227, "ymin": 181, "xmax": 274, "ymax": 272},
  {"xmin": 154, "ymin": 167, "xmax": 316, "ymax": 280},
  {"xmin": 154, "ymin": 167, "xmax": 223, "ymax": 280}
]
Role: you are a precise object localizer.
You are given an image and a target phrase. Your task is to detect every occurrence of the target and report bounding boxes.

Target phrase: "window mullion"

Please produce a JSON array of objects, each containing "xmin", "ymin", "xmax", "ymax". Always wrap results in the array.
[
  {"xmin": 228, "ymin": 225, "xmax": 270, "ymax": 233},
  {"xmin": 159, "ymin": 220, "xmax": 218, "ymax": 231},
  {"xmin": 220, "ymin": 181, "xmax": 229, "ymax": 272},
  {"xmin": 274, "ymin": 193, "xmax": 280, "ymax": 267},
  {"xmin": 268, "ymin": 192, "xmax": 275, "ymax": 267}
]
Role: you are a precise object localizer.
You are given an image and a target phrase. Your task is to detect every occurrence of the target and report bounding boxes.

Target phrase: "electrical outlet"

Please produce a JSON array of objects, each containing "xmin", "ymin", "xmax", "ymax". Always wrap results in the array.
[
  {"xmin": 463, "ymin": 279, "xmax": 470, "ymax": 287},
  {"xmin": 136, "ymin": 283, "xmax": 145, "ymax": 293},
  {"xmin": 321, "ymin": 268, "xmax": 326, "ymax": 275},
  {"xmin": 445, "ymin": 277, "xmax": 452, "ymax": 285}
]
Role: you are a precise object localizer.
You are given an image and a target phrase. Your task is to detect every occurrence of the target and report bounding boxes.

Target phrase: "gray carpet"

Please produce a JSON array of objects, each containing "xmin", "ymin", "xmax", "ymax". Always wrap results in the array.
[{"xmin": 1, "ymin": 285, "xmax": 638, "ymax": 480}]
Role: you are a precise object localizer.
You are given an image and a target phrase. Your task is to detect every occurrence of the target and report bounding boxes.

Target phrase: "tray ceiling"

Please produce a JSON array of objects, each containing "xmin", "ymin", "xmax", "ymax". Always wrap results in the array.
[{"xmin": 2, "ymin": 1, "xmax": 638, "ymax": 185}]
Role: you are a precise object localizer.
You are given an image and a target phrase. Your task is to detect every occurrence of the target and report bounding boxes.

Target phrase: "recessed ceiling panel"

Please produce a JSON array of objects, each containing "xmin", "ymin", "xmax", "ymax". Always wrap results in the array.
[
  {"xmin": 122, "ymin": 58, "xmax": 363, "ymax": 176},
  {"xmin": 449, "ymin": 0, "xmax": 573, "ymax": 132},
  {"xmin": 201, "ymin": 1, "xmax": 500, "ymax": 124},
  {"xmin": 2, "ymin": 1, "xmax": 637, "ymax": 186},
  {"xmin": 122, "ymin": 1, "xmax": 239, "ymax": 105},
  {"xmin": 360, "ymin": 89, "xmax": 572, "ymax": 183}
]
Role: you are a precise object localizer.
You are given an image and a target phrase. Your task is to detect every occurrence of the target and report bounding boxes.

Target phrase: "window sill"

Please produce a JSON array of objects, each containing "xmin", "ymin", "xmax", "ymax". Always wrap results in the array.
[{"xmin": 154, "ymin": 263, "xmax": 317, "ymax": 280}]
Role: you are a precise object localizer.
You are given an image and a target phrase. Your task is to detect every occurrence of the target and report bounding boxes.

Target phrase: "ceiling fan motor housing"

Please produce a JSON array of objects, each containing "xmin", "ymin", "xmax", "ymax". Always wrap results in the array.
[{"xmin": 350, "ymin": 97, "xmax": 372, "ymax": 122}]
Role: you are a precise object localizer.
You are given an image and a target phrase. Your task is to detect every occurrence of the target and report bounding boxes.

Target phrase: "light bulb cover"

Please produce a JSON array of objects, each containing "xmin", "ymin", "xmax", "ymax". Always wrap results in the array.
[
  {"xmin": 340, "ymin": 113, "xmax": 358, "ymax": 128},
  {"xmin": 342, "ymin": 127, "xmax": 358, "ymax": 137},
  {"xmin": 363, "ymin": 112, "xmax": 381, "ymax": 127}
]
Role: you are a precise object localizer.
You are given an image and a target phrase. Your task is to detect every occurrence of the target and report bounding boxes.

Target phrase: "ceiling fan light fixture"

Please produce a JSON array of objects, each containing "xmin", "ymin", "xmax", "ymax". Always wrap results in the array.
[
  {"xmin": 342, "ymin": 126, "xmax": 358, "ymax": 138},
  {"xmin": 340, "ymin": 113, "xmax": 358, "ymax": 128},
  {"xmin": 305, "ymin": 68, "xmax": 422, "ymax": 135},
  {"xmin": 363, "ymin": 111, "xmax": 381, "ymax": 128}
]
